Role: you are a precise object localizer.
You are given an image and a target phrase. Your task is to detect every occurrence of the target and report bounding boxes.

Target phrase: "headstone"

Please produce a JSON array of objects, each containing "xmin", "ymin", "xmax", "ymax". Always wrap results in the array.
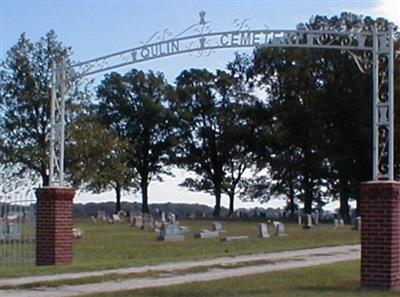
[
  {"xmin": 303, "ymin": 214, "xmax": 313, "ymax": 229},
  {"xmin": 142, "ymin": 213, "xmax": 154, "ymax": 231},
  {"xmin": 221, "ymin": 235, "xmax": 248, "ymax": 242},
  {"xmin": 179, "ymin": 225, "xmax": 190, "ymax": 233},
  {"xmin": 117, "ymin": 210, "xmax": 126, "ymax": 218},
  {"xmin": 212, "ymin": 222, "xmax": 223, "ymax": 232},
  {"xmin": 339, "ymin": 219, "xmax": 344, "ymax": 227},
  {"xmin": 258, "ymin": 223, "xmax": 270, "ymax": 238},
  {"xmin": 8, "ymin": 222, "xmax": 21, "ymax": 240},
  {"xmin": 314, "ymin": 210, "xmax": 319, "ymax": 225},
  {"xmin": 161, "ymin": 212, "xmax": 166, "ymax": 222},
  {"xmin": 112, "ymin": 214, "xmax": 120, "ymax": 222},
  {"xmin": 158, "ymin": 223, "xmax": 184, "ymax": 241},
  {"xmin": 154, "ymin": 220, "xmax": 163, "ymax": 229},
  {"xmin": 134, "ymin": 215, "xmax": 143, "ymax": 228},
  {"xmin": 73, "ymin": 228, "xmax": 84, "ymax": 239},
  {"xmin": 333, "ymin": 218, "xmax": 339, "ymax": 228},
  {"xmin": 97, "ymin": 210, "xmax": 107, "ymax": 221},
  {"xmin": 194, "ymin": 230, "xmax": 220, "ymax": 239},
  {"xmin": 168, "ymin": 213, "xmax": 176, "ymax": 223},
  {"xmin": 297, "ymin": 214, "xmax": 302, "ymax": 225},
  {"xmin": 89, "ymin": 216, "xmax": 97, "ymax": 223},
  {"xmin": 272, "ymin": 221, "xmax": 287, "ymax": 236},
  {"xmin": 353, "ymin": 216, "xmax": 361, "ymax": 231}
]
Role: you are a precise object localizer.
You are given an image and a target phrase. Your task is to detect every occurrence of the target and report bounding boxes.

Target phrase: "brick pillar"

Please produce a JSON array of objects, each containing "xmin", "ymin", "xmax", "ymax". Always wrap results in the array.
[
  {"xmin": 360, "ymin": 181, "xmax": 400, "ymax": 289},
  {"xmin": 36, "ymin": 187, "xmax": 75, "ymax": 265}
]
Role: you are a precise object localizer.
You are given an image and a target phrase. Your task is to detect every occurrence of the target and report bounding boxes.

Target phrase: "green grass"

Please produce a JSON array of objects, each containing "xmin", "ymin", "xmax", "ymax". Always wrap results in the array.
[
  {"xmin": 84, "ymin": 260, "xmax": 399, "ymax": 297},
  {"xmin": 0, "ymin": 219, "xmax": 359, "ymax": 278}
]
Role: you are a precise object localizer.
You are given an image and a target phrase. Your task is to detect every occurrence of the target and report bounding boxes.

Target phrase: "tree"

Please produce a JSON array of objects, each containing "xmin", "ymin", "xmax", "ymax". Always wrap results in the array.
[
  {"xmin": 175, "ymin": 68, "xmax": 259, "ymax": 217},
  {"xmin": 68, "ymin": 113, "xmax": 135, "ymax": 213},
  {"xmin": 253, "ymin": 47, "xmax": 329, "ymax": 215},
  {"xmin": 175, "ymin": 69, "xmax": 226, "ymax": 217},
  {"xmin": 298, "ymin": 13, "xmax": 399, "ymax": 221},
  {"xmin": 221, "ymin": 55, "xmax": 263, "ymax": 217},
  {"xmin": 97, "ymin": 70, "xmax": 177, "ymax": 213},
  {"xmin": 0, "ymin": 31, "xmax": 79, "ymax": 186},
  {"xmin": 251, "ymin": 13, "xmax": 399, "ymax": 220}
]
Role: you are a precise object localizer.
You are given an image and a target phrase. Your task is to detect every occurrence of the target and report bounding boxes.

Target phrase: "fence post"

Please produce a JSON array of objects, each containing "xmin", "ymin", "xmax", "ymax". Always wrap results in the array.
[
  {"xmin": 36, "ymin": 187, "xmax": 75, "ymax": 265},
  {"xmin": 360, "ymin": 181, "xmax": 400, "ymax": 289}
]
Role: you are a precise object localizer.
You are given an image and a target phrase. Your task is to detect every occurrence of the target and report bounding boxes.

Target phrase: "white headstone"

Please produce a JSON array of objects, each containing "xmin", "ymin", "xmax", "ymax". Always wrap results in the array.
[
  {"xmin": 168, "ymin": 213, "xmax": 176, "ymax": 223},
  {"xmin": 161, "ymin": 212, "xmax": 166, "ymax": 222},
  {"xmin": 194, "ymin": 230, "xmax": 220, "ymax": 239},
  {"xmin": 259, "ymin": 223, "xmax": 270, "ymax": 238},
  {"xmin": 305, "ymin": 214, "xmax": 313, "ymax": 228},
  {"xmin": 314, "ymin": 210, "xmax": 319, "ymax": 224},
  {"xmin": 134, "ymin": 215, "xmax": 143, "ymax": 228},
  {"xmin": 112, "ymin": 214, "xmax": 120, "ymax": 222},
  {"xmin": 212, "ymin": 222, "xmax": 223, "ymax": 232},
  {"xmin": 274, "ymin": 222, "xmax": 287, "ymax": 236},
  {"xmin": 333, "ymin": 219, "xmax": 339, "ymax": 228},
  {"xmin": 339, "ymin": 219, "xmax": 344, "ymax": 227}
]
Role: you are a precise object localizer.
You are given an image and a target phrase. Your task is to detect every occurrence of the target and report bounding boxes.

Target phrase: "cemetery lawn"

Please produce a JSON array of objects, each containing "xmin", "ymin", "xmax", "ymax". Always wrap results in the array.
[
  {"xmin": 0, "ymin": 219, "xmax": 359, "ymax": 278},
  {"xmin": 84, "ymin": 260, "xmax": 398, "ymax": 297}
]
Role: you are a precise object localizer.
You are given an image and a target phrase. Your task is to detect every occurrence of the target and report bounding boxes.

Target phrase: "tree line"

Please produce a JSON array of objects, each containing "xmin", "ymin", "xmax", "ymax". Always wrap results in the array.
[{"xmin": 1, "ymin": 12, "xmax": 399, "ymax": 220}]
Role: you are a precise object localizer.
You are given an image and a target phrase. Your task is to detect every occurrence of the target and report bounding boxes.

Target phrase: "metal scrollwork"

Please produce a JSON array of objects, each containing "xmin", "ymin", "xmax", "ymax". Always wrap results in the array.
[
  {"xmin": 48, "ymin": 12, "xmax": 396, "ymax": 186},
  {"xmin": 234, "ymin": 18, "xmax": 251, "ymax": 31}
]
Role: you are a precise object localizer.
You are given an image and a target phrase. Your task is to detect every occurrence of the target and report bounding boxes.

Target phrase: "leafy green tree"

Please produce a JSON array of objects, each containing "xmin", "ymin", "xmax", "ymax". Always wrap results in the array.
[
  {"xmin": 251, "ymin": 12, "xmax": 399, "ymax": 221},
  {"xmin": 97, "ymin": 70, "xmax": 177, "ymax": 213},
  {"xmin": 175, "ymin": 68, "xmax": 259, "ymax": 217},
  {"xmin": 175, "ymin": 69, "xmax": 226, "ymax": 217},
  {"xmin": 299, "ymin": 13, "xmax": 399, "ymax": 221},
  {"xmin": 68, "ymin": 114, "xmax": 135, "ymax": 213},
  {"xmin": 253, "ymin": 47, "xmax": 329, "ymax": 215},
  {"xmin": 0, "ymin": 31, "xmax": 79, "ymax": 186},
  {"xmin": 221, "ymin": 55, "xmax": 263, "ymax": 217}
]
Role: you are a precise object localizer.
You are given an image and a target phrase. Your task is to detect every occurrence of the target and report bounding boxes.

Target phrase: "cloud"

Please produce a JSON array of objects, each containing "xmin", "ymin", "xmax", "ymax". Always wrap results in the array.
[{"xmin": 368, "ymin": 0, "xmax": 400, "ymax": 26}]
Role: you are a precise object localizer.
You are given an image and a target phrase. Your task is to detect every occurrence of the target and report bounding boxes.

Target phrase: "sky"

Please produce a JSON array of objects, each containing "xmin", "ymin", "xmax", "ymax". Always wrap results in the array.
[{"xmin": 1, "ymin": 0, "xmax": 399, "ymax": 209}]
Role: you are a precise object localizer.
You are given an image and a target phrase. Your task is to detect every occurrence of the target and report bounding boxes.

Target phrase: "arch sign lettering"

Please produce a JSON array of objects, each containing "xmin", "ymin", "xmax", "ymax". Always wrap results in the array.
[{"xmin": 49, "ymin": 11, "xmax": 398, "ymax": 186}]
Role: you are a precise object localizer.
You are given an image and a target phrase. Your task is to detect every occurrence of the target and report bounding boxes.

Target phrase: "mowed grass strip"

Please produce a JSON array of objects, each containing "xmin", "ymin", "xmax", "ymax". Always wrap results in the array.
[
  {"xmin": 83, "ymin": 261, "xmax": 398, "ymax": 297},
  {"xmin": 0, "ymin": 219, "xmax": 359, "ymax": 278}
]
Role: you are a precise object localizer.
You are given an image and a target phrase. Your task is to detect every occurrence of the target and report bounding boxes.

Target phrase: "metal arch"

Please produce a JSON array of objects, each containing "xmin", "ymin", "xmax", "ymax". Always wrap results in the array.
[
  {"xmin": 71, "ymin": 29, "xmax": 375, "ymax": 78},
  {"xmin": 49, "ymin": 11, "xmax": 397, "ymax": 186}
]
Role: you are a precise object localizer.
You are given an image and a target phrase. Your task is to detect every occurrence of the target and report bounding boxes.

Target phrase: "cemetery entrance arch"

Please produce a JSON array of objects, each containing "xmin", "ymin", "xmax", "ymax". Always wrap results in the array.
[
  {"xmin": 44, "ymin": 12, "xmax": 399, "ymax": 289},
  {"xmin": 50, "ymin": 12, "xmax": 397, "ymax": 185}
]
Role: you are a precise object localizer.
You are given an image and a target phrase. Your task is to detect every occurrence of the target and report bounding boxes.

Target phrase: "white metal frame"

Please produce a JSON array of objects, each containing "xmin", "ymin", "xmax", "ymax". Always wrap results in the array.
[{"xmin": 49, "ymin": 12, "xmax": 398, "ymax": 186}]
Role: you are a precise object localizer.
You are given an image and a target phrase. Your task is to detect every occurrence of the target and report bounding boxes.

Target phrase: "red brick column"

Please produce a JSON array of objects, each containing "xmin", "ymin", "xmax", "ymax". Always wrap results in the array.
[
  {"xmin": 360, "ymin": 181, "xmax": 400, "ymax": 289},
  {"xmin": 36, "ymin": 187, "xmax": 75, "ymax": 266}
]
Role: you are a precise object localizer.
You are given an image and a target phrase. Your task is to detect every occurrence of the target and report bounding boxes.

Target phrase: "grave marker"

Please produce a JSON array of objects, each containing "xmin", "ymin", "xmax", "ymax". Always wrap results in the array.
[
  {"xmin": 258, "ymin": 223, "xmax": 270, "ymax": 238},
  {"xmin": 212, "ymin": 222, "xmax": 223, "ymax": 232},
  {"xmin": 158, "ymin": 223, "xmax": 184, "ymax": 241},
  {"xmin": 194, "ymin": 230, "xmax": 220, "ymax": 239}
]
